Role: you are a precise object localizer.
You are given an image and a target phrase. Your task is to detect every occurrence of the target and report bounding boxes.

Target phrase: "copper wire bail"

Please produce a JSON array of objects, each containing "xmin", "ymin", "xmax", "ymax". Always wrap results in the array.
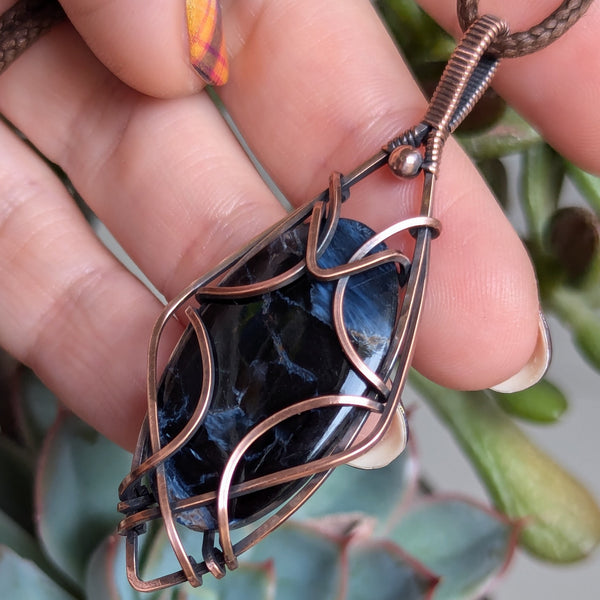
[
  {"xmin": 422, "ymin": 14, "xmax": 510, "ymax": 175},
  {"xmin": 117, "ymin": 14, "xmax": 508, "ymax": 593}
]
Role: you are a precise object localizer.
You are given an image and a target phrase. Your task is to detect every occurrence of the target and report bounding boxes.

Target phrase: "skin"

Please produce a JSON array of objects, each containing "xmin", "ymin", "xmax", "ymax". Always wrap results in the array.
[{"xmin": 0, "ymin": 0, "xmax": 596, "ymax": 451}]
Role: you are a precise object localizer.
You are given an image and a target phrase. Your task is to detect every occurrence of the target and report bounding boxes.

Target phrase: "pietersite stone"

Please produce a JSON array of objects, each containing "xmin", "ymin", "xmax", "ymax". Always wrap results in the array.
[{"xmin": 156, "ymin": 218, "xmax": 399, "ymax": 530}]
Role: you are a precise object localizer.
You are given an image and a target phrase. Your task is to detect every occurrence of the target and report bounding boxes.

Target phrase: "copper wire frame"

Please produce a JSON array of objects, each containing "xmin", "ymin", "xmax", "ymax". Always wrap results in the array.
[{"xmin": 117, "ymin": 15, "xmax": 508, "ymax": 592}]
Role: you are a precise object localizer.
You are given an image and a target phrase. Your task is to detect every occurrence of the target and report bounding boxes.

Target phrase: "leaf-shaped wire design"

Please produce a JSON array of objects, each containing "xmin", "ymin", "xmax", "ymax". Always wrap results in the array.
[{"xmin": 117, "ymin": 15, "xmax": 508, "ymax": 591}]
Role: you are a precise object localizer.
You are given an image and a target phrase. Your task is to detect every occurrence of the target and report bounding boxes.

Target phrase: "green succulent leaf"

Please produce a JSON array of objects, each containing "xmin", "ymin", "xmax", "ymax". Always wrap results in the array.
[
  {"xmin": 346, "ymin": 541, "xmax": 438, "ymax": 600},
  {"xmin": 390, "ymin": 498, "xmax": 517, "ymax": 600},
  {"xmin": 491, "ymin": 380, "xmax": 568, "ymax": 423},
  {"xmin": 86, "ymin": 534, "xmax": 143, "ymax": 600},
  {"xmin": 477, "ymin": 158, "xmax": 508, "ymax": 208},
  {"xmin": 566, "ymin": 162, "xmax": 600, "ymax": 215},
  {"xmin": 0, "ymin": 435, "xmax": 34, "ymax": 532},
  {"xmin": 0, "ymin": 545, "xmax": 78, "ymax": 600},
  {"xmin": 458, "ymin": 108, "xmax": 541, "ymax": 160},
  {"xmin": 412, "ymin": 373, "xmax": 600, "ymax": 562},
  {"xmin": 0, "ymin": 509, "xmax": 53, "ymax": 574},
  {"xmin": 16, "ymin": 368, "xmax": 60, "ymax": 452},
  {"xmin": 551, "ymin": 287, "xmax": 600, "ymax": 369},
  {"xmin": 292, "ymin": 448, "xmax": 414, "ymax": 533},
  {"xmin": 521, "ymin": 143, "xmax": 565, "ymax": 245},
  {"xmin": 247, "ymin": 522, "xmax": 341, "ymax": 600},
  {"xmin": 186, "ymin": 562, "xmax": 274, "ymax": 600},
  {"xmin": 36, "ymin": 411, "xmax": 132, "ymax": 586},
  {"xmin": 376, "ymin": 0, "xmax": 454, "ymax": 65}
]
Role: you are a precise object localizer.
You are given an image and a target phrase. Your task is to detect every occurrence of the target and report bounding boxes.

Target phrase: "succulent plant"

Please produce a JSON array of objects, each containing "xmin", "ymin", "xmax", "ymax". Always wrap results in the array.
[{"xmin": 1, "ymin": 1, "xmax": 600, "ymax": 598}]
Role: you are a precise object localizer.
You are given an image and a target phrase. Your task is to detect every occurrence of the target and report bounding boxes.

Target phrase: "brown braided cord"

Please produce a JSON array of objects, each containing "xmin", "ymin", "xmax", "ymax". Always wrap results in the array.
[
  {"xmin": 458, "ymin": 0, "xmax": 594, "ymax": 57},
  {"xmin": 0, "ymin": 0, "xmax": 65, "ymax": 75}
]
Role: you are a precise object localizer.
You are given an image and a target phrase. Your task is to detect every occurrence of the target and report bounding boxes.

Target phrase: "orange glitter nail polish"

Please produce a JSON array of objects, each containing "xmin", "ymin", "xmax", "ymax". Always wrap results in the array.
[{"xmin": 186, "ymin": 0, "xmax": 228, "ymax": 86}]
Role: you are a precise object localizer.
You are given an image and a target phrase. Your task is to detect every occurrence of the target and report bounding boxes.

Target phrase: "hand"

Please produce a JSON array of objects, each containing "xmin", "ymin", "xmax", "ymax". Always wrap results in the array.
[{"xmin": 0, "ymin": 0, "xmax": 596, "ymax": 450}]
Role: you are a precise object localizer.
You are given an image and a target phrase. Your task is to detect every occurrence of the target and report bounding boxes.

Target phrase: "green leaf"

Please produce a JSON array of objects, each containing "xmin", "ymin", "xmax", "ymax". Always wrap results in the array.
[
  {"xmin": 551, "ymin": 287, "xmax": 600, "ymax": 369},
  {"xmin": 0, "ymin": 435, "xmax": 34, "ymax": 532},
  {"xmin": 521, "ymin": 144, "xmax": 564, "ymax": 245},
  {"xmin": 248, "ymin": 523, "xmax": 341, "ymax": 600},
  {"xmin": 412, "ymin": 373, "xmax": 600, "ymax": 562},
  {"xmin": 86, "ymin": 534, "xmax": 143, "ymax": 600},
  {"xmin": 0, "ymin": 509, "xmax": 48, "ymax": 568},
  {"xmin": 346, "ymin": 541, "xmax": 438, "ymax": 600},
  {"xmin": 0, "ymin": 545, "xmax": 77, "ymax": 600},
  {"xmin": 186, "ymin": 562, "xmax": 274, "ymax": 600},
  {"xmin": 566, "ymin": 162, "xmax": 600, "ymax": 215},
  {"xmin": 491, "ymin": 380, "xmax": 568, "ymax": 423},
  {"xmin": 138, "ymin": 524, "xmax": 272, "ymax": 599},
  {"xmin": 458, "ymin": 108, "xmax": 541, "ymax": 160},
  {"xmin": 292, "ymin": 448, "xmax": 414, "ymax": 532},
  {"xmin": 16, "ymin": 369, "xmax": 59, "ymax": 452},
  {"xmin": 477, "ymin": 158, "xmax": 508, "ymax": 208},
  {"xmin": 139, "ymin": 523, "xmax": 194, "ymax": 587},
  {"xmin": 36, "ymin": 411, "xmax": 133, "ymax": 585},
  {"xmin": 390, "ymin": 499, "xmax": 516, "ymax": 600}
]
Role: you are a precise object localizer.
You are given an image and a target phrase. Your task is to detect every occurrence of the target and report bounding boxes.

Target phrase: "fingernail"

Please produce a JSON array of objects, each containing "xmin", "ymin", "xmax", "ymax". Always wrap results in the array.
[
  {"xmin": 348, "ymin": 407, "xmax": 408, "ymax": 470},
  {"xmin": 490, "ymin": 311, "xmax": 552, "ymax": 394},
  {"xmin": 186, "ymin": 0, "xmax": 229, "ymax": 86}
]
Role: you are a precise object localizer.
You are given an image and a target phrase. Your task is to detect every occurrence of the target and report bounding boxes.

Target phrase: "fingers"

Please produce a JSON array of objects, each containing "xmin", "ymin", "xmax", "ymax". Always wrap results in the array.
[
  {"xmin": 0, "ymin": 121, "xmax": 163, "ymax": 450},
  {"xmin": 218, "ymin": 0, "xmax": 540, "ymax": 389},
  {"xmin": 0, "ymin": 19, "xmax": 284, "ymax": 448},
  {"xmin": 0, "ymin": 0, "xmax": 541, "ymax": 452},
  {"xmin": 417, "ymin": 0, "xmax": 600, "ymax": 174},
  {"xmin": 0, "ymin": 23, "xmax": 285, "ymax": 297},
  {"xmin": 56, "ymin": 0, "xmax": 217, "ymax": 96}
]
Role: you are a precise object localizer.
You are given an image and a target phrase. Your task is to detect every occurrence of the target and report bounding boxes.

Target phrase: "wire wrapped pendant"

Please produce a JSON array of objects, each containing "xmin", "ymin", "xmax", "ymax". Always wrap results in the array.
[{"xmin": 118, "ymin": 14, "xmax": 510, "ymax": 591}]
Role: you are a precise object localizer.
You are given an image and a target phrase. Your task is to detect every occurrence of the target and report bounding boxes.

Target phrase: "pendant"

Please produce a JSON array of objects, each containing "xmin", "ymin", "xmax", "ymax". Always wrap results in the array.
[{"xmin": 118, "ymin": 14, "xmax": 508, "ymax": 591}]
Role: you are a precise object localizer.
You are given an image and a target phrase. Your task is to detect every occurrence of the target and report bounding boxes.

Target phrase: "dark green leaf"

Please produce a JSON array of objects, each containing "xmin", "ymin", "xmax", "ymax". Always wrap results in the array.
[
  {"xmin": 477, "ymin": 158, "xmax": 508, "ymax": 208},
  {"xmin": 522, "ymin": 144, "xmax": 565, "ymax": 245},
  {"xmin": 566, "ymin": 162, "xmax": 600, "ymax": 215},
  {"xmin": 551, "ymin": 287, "xmax": 600, "ymax": 369},
  {"xmin": 547, "ymin": 206, "xmax": 600, "ymax": 286},
  {"xmin": 458, "ymin": 108, "xmax": 541, "ymax": 160},
  {"xmin": 0, "ymin": 435, "xmax": 34, "ymax": 532},
  {"xmin": 491, "ymin": 380, "xmax": 568, "ymax": 423},
  {"xmin": 0, "ymin": 509, "xmax": 49, "ymax": 572}
]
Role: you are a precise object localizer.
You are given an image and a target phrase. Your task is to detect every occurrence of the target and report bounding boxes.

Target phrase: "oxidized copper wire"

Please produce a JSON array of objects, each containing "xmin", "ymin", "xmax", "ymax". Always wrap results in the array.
[
  {"xmin": 0, "ymin": 0, "xmax": 587, "ymax": 593},
  {"xmin": 117, "ymin": 15, "xmax": 508, "ymax": 591}
]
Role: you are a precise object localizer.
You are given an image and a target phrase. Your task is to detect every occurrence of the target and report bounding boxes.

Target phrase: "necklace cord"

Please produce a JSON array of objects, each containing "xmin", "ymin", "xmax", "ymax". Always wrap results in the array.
[
  {"xmin": 0, "ymin": 0, "xmax": 594, "ymax": 75},
  {"xmin": 0, "ymin": 0, "xmax": 65, "ymax": 75},
  {"xmin": 457, "ymin": 0, "xmax": 594, "ymax": 57}
]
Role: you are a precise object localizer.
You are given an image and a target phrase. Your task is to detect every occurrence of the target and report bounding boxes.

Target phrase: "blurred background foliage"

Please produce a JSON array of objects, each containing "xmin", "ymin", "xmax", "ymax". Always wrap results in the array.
[{"xmin": 1, "ymin": 0, "xmax": 599, "ymax": 598}]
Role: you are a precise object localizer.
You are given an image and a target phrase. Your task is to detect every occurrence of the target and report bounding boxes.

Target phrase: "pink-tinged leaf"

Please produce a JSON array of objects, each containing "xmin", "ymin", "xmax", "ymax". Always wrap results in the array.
[
  {"xmin": 85, "ymin": 534, "xmax": 142, "ymax": 600},
  {"xmin": 292, "ymin": 441, "xmax": 416, "ymax": 534},
  {"xmin": 185, "ymin": 561, "xmax": 275, "ymax": 600},
  {"xmin": 246, "ymin": 522, "xmax": 342, "ymax": 600},
  {"xmin": 413, "ymin": 373, "xmax": 600, "ymax": 563},
  {"xmin": 345, "ymin": 540, "xmax": 439, "ymax": 600},
  {"xmin": 390, "ymin": 497, "xmax": 519, "ymax": 600},
  {"xmin": 35, "ymin": 411, "xmax": 132, "ymax": 585}
]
